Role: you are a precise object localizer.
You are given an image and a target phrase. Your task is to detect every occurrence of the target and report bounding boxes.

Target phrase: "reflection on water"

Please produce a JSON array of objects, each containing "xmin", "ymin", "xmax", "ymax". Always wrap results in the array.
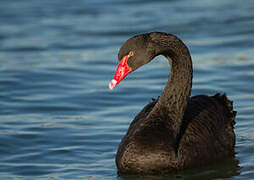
[{"xmin": 0, "ymin": 0, "xmax": 254, "ymax": 179}]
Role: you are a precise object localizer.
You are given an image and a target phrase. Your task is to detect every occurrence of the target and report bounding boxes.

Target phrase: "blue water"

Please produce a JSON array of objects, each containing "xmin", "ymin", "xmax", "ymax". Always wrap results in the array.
[{"xmin": 1, "ymin": 0, "xmax": 254, "ymax": 179}]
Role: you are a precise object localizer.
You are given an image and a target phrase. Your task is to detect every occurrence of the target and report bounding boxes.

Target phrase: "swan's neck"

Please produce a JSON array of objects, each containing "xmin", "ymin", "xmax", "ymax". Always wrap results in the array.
[{"xmin": 149, "ymin": 37, "xmax": 193, "ymax": 140}]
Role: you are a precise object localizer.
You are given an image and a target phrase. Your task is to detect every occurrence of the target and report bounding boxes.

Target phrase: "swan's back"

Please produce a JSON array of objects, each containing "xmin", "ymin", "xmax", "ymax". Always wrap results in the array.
[
  {"xmin": 177, "ymin": 93, "xmax": 236, "ymax": 167},
  {"xmin": 116, "ymin": 93, "xmax": 236, "ymax": 174}
]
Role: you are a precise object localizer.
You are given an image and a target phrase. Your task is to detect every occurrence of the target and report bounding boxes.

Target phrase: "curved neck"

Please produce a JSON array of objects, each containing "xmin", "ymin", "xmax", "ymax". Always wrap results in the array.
[{"xmin": 148, "ymin": 35, "xmax": 193, "ymax": 139}]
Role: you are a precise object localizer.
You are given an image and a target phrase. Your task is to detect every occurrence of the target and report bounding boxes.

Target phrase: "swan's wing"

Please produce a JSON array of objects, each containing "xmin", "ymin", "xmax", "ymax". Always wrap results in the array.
[
  {"xmin": 184, "ymin": 93, "xmax": 236, "ymax": 131},
  {"xmin": 177, "ymin": 93, "xmax": 236, "ymax": 166}
]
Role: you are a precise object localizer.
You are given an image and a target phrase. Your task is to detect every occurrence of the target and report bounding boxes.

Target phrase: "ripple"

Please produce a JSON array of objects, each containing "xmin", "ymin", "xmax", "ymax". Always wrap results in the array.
[{"xmin": 1, "ymin": 0, "xmax": 254, "ymax": 179}]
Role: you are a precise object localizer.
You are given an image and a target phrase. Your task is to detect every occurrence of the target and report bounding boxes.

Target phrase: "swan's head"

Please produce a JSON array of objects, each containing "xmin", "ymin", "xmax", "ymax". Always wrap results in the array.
[{"xmin": 109, "ymin": 33, "xmax": 157, "ymax": 90}]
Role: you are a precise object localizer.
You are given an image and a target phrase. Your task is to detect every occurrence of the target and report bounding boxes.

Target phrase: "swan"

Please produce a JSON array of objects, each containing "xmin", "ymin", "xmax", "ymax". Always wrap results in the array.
[{"xmin": 109, "ymin": 32, "xmax": 236, "ymax": 174}]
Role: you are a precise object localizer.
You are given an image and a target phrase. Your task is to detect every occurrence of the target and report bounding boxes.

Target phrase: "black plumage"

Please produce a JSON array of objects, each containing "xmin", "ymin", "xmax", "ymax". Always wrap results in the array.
[{"xmin": 113, "ymin": 32, "xmax": 236, "ymax": 174}]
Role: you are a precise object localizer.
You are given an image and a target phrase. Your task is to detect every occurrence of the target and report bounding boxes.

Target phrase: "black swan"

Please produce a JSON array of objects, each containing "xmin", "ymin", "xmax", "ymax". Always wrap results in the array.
[{"xmin": 109, "ymin": 32, "xmax": 236, "ymax": 174}]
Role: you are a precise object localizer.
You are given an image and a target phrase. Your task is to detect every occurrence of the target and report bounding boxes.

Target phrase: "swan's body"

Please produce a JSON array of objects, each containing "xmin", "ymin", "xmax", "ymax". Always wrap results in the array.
[{"xmin": 109, "ymin": 32, "xmax": 236, "ymax": 174}]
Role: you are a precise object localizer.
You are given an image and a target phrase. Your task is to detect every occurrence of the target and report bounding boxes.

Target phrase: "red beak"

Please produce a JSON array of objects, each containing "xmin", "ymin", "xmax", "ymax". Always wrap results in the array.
[{"xmin": 109, "ymin": 55, "xmax": 132, "ymax": 90}]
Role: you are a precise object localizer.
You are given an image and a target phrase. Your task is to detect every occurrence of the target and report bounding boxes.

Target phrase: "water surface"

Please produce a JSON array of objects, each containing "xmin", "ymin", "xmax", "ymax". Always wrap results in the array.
[{"xmin": 0, "ymin": 0, "xmax": 254, "ymax": 179}]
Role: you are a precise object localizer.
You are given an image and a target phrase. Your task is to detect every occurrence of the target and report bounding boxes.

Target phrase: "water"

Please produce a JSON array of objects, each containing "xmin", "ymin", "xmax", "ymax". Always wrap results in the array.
[{"xmin": 0, "ymin": 0, "xmax": 254, "ymax": 179}]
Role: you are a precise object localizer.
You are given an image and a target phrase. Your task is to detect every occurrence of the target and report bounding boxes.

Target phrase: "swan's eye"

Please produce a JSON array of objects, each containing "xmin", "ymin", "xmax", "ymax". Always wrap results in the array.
[{"xmin": 128, "ymin": 51, "xmax": 134, "ymax": 57}]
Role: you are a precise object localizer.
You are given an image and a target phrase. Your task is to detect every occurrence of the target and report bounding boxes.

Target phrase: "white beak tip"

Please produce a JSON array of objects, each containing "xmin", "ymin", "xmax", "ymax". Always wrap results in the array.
[{"xmin": 109, "ymin": 79, "xmax": 117, "ymax": 90}]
